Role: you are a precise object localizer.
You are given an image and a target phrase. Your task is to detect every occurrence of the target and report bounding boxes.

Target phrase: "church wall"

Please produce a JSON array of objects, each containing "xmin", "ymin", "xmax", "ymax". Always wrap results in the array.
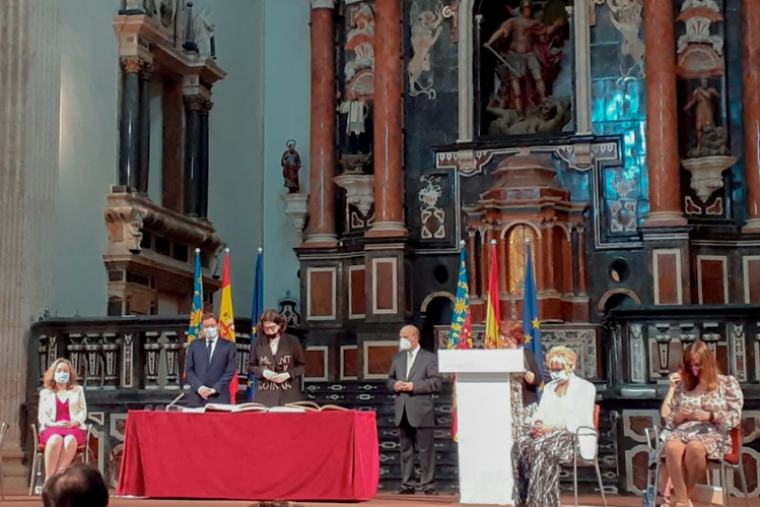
[
  {"xmin": 53, "ymin": 0, "xmax": 268, "ymax": 317},
  {"xmin": 54, "ymin": 0, "xmax": 120, "ymax": 317},
  {"xmin": 261, "ymin": 0, "xmax": 311, "ymax": 310}
]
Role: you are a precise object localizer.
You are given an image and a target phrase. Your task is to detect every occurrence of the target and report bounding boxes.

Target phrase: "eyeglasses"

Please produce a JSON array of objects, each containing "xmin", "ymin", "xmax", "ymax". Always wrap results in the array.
[{"xmin": 262, "ymin": 324, "xmax": 279, "ymax": 331}]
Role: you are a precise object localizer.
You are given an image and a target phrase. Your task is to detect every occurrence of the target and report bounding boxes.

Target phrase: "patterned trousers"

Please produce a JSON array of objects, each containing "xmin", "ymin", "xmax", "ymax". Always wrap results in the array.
[{"xmin": 512, "ymin": 431, "xmax": 574, "ymax": 507}]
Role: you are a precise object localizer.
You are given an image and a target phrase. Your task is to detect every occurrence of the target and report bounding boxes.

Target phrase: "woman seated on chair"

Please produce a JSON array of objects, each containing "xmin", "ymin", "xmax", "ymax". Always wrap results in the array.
[
  {"xmin": 499, "ymin": 320, "xmax": 543, "ymax": 436},
  {"xmin": 662, "ymin": 340, "xmax": 743, "ymax": 507},
  {"xmin": 38, "ymin": 359, "xmax": 87, "ymax": 480},
  {"xmin": 512, "ymin": 346, "xmax": 597, "ymax": 507}
]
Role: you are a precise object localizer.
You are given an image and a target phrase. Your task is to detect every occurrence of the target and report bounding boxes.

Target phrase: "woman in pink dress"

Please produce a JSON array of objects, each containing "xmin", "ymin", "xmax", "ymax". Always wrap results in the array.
[{"xmin": 38, "ymin": 358, "xmax": 88, "ymax": 481}]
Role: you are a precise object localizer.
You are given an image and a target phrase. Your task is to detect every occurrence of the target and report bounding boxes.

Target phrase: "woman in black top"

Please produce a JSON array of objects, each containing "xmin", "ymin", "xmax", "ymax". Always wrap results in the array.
[{"xmin": 500, "ymin": 320, "xmax": 543, "ymax": 436}]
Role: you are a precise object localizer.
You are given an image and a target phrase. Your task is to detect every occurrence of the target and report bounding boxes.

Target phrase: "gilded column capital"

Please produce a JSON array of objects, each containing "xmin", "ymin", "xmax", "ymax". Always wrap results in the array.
[
  {"xmin": 139, "ymin": 61, "xmax": 154, "ymax": 80},
  {"xmin": 311, "ymin": 0, "xmax": 335, "ymax": 9},
  {"xmin": 201, "ymin": 98, "xmax": 214, "ymax": 114},
  {"xmin": 120, "ymin": 55, "xmax": 144, "ymax": 74},
  {"xmin": 183, "ymin": 94, "xmax": 205, "ymax": 112}
]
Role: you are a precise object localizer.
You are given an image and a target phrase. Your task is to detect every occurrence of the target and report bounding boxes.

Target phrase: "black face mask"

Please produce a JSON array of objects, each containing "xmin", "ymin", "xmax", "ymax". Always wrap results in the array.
[{"xmin": 264, "ymin": 331, "xmax": 278, "ymax": 339}]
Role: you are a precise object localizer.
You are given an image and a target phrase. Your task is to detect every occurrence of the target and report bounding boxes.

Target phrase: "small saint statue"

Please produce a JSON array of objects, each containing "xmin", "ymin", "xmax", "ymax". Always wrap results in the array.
[
  {"xmin": 281, "ymin": 140, "xmax": 301, "ymax": 194},
  {"xmin": 194, "ymin": 6, "xmax": 216, "ymax": 59},
  {"xmin": 684, "ymin": 78, "xmax": 721, "ymax": 152}
]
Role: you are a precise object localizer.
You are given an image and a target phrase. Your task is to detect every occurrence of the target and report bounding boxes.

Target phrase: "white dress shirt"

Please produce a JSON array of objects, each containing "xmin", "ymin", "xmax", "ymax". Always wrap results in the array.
[
  {"xmin": 206, "ymin": 337, "xmax": 218, "ymax": 360},
  {"xmin": 269, "ymin": 336, "xmax": 280, "ymax": 356},
  {"xmin": 406, "ymin": 345, "xmax": 420, "ymax": 377}
]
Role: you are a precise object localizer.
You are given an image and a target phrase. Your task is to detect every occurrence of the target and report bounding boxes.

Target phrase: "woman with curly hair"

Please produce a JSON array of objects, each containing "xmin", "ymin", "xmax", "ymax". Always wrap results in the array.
[
  {"xmin": 512, "ymin": 346, "xmax": 596, "ymax": 507},
  {"xmin": 662, "ymin": 340, "xmax": 743, "ymax": 507},
  {"xmin": 38, "ymin": 358, "xmax": 87, "ymax": 480}
]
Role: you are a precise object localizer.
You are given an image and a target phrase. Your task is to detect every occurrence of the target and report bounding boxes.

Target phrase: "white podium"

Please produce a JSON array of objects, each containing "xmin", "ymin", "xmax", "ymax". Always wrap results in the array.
[{"xmin": 438, "ymin": 349, "xmax": 525, "ymax": 505}]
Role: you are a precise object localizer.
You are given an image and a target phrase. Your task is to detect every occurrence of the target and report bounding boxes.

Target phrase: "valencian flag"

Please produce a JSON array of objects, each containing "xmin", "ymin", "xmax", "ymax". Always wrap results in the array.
[
  {"xmin": 247, "ymin": 247, "xmax": 264, "ymax": 402},
  {"xmin": 448, "ymin": 241, "xmax": 472, "ymax": 441},
  {"xmin": 484, "ymin": 239, "xmax": 502, "ymax": 349},
  {"xmin": 187, "ymin": 248, "xmax": 204, "ymax": 344},
  {"xmin": 522, "ymin": 240, "xmax": 544, "ymax": 399},
  {"xmin": 218, "ymin": 248, "xmax": 239, "ymax": 402}
]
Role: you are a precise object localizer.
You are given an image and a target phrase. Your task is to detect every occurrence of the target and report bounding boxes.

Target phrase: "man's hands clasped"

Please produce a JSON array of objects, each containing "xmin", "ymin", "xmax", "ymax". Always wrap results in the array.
[{"xmin": 393, "ymin": 381, "xmax": 414, "ymax": 393}]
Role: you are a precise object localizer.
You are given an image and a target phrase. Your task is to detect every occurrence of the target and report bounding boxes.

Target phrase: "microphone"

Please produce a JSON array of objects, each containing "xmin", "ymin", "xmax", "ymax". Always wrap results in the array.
[{"xmin": 166, "ymin": 392, "xmax": 185, "ymax": 411}]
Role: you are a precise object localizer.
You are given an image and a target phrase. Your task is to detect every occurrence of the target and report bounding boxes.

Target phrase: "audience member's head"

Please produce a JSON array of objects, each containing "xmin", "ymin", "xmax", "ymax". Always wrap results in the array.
[{"xmin": 41, "ymin": 463, "xmax": 109, "ymax": 507}]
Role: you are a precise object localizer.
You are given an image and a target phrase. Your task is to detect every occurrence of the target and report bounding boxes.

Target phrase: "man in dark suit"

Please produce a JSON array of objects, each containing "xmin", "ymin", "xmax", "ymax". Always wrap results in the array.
[
  {"xmin": 386, "ymin": 325, "xmax": 442, "ymax": 495},
  {"xmin": 185, "ymin": 312, "xmax": 238, "ymax": 407}
]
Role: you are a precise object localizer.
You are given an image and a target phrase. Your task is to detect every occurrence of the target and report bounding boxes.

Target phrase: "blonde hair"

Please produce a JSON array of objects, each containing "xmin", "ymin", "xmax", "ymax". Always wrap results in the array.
[
  {"xmin": 42, "ymin": 358, "xmax": 78, "ymax": 391},
  {"xmin": 546, "ymin": 346, "xmax": 577, "ymax": 371}
]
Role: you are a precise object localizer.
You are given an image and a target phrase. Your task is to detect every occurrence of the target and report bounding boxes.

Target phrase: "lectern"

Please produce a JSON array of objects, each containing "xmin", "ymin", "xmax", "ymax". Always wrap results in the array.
[{"xmin": 438, "ymin": 349, "xmax": 525, "ymax": 505}]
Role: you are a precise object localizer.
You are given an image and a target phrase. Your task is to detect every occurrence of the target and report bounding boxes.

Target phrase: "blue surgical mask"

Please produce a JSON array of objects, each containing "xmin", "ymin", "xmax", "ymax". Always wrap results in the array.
[{"xmin": 550, "ymin": 370, "xmax": 569, "ymax": 382}]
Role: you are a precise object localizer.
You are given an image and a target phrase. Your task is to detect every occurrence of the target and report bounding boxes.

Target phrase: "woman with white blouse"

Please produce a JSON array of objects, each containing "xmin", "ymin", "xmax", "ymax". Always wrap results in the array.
[
  {"xmin": 38, "ymin": 358, "xmax": 88, "ymax": 480},
  {"xmin": 512, "ymin": 346, "xmax": 597, "ymax": 507}
]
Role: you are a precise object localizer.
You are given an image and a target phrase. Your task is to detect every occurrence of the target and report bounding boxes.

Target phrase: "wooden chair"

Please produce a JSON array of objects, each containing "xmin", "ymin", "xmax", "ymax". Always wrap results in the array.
[
  {"xmin": 561, "ymin": 404, "xmax": 608, "ymax": 507},
  {"xmin": 646, "ymin": 426, "xmax": 749, "ymax": 507},
  {"xmin": 28, "ymin": 423, "xmax": 92, "ymax": 496},
  {"xmin": 0, "ymin": 422, "xmax": 8, "ymax": 500}
]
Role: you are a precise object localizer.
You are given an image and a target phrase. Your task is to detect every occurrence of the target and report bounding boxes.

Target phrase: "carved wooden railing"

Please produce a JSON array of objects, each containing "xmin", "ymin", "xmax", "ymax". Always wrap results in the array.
[
  {"xmin": 605, "ymin": 305, "xmax": 760, "ymax": 398},
  {"xmin": 28, "ymin": 316, "xmax": 306, "ymax": 397}
]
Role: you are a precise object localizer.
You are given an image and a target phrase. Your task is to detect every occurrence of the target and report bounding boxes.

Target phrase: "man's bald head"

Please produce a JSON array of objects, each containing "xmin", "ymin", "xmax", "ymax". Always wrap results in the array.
[
  {"xmin": 42, "ymin": 463, "xmax": 109, "ymax": 507},
  {"xmin": 399, "ymin": 325, "xmax": 421, "ymax": 349}
]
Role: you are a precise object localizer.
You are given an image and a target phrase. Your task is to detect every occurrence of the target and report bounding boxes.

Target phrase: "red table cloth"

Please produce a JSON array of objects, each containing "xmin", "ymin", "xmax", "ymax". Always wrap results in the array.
[{"xmin": 116, "ymin": 409, "xmax": 379, "ymax": 501}]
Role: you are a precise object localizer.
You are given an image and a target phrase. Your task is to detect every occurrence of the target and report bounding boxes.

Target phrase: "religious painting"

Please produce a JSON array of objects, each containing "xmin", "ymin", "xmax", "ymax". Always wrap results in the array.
[{"xmin": 475, "ymin": 0, "xmax": 573, "ymax": 137}]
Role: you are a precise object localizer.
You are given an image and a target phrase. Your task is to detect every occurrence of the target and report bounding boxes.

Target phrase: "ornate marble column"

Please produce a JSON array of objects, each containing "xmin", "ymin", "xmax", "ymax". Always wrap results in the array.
[
  {"xmin": 742, "ymin": 0, "xmax": 760, "ymax": 232},
  {"xmin": 137, "ymin": 61, "xmax": 153, "ymax": 195},
  {"xmin": 0, "ymin": 0, "xmax": 61, "ymax": 481},
  {"xmin": 641, "ymin": 0, "xmax": 687, "ymax": 227},
  {"xmin": 183, "ymin": 95, "xmax": 203, "ymax": 217},
  {"xmin": 119, "ymin": 56, "xmax": 142, "ymax": 191},
  {"xmin": 199, "ymin": 98, "xmax": 212, "ymax": 219},
  {"xmin": 367, "ymin": 0, "xmax": 406, "ymax": 237},
  {"xmin": 304, "ymin": 0, "xmax": 338, "ymax": 245}
]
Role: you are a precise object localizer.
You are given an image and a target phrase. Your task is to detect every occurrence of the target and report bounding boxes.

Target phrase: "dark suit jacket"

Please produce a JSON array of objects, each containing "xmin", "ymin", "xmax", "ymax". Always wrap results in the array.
[
  {"xmin": 522, "ymin": 348, "xmax": 543, "ymax": 406},
  {"xmin": 386, "ymin": 347, "xmax": 442, "ymax": 428},
  {"xmin": 185, "ymin": 338, "xmax": 238, "ymax": 407},
  {"xmin": 248, "ymin": 333, "xmax": 306, "ymax": 407}
]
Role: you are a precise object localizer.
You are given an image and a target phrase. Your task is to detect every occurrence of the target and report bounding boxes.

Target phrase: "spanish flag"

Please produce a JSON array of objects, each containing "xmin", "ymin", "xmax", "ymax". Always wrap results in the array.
[
  {"xmin": 218, "ymin": 248, "xmax": 238, "ymax": 403},
  {"xmin": 484, "ymin": 239, "xmax": 501, "ymax": 349}
]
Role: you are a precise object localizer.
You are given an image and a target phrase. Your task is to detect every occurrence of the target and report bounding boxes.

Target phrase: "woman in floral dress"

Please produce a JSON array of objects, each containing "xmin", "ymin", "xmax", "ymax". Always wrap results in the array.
[
  {"xmin": 662, "ymin": 340, "xmax": 743, "ymax": 507},
  {"xmin": 500, "ymin": 320, "xmax": 543, "ymax": 438}
]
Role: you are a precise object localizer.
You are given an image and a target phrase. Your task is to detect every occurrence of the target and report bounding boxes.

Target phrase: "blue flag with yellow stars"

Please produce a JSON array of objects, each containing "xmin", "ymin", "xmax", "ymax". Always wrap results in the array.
[
  {"xmin": 522, "ymin": 242, "xmax": 544, "ymax": 399},
  {"xmin": 187, "ymin": 248, "xmax": 203, "ymax": 344}
]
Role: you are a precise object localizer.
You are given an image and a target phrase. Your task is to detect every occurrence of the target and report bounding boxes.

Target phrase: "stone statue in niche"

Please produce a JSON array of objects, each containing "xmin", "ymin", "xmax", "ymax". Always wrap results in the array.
[
  {"xmin": 684, "ymin": 78, "xmax": 726, "ymax": 157},
  {"xmin": 159, "ymin": 0, "xmax": 175, "ymax": 29},
  {"xmin": 344, "ymin": 3, "xmax": 375, "ymax": 100},
  {"xmin": 480, "ymin": 0, "xmax": 571, "ymax": 135},
  {"xmin": 337, "ymin": 90, "xmax": 370, "ymax": 152},
  {"xmin": 281, "ymin": 140, "xmax": 302, "ymax": 194},
  {"xmin": 194, "ymin": 6, "xmax": 216, "ymax": 59},
  {"xmin": 606, "ymin": 0, "xmax": 644, "ymax": 78},
  {"xmin": 408, "ymin": 0, "xmax": 445, "ymax": 99}
]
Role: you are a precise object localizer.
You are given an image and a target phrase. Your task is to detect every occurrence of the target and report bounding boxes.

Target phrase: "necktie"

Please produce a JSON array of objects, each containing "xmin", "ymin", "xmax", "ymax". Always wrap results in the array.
[
  {"xmin": 207, "ymin": 339, "xmax": 213, "ymax": 360},
  {"xmin": 406, "ymin": 351, "xmax": 413, "ymax": 378}
]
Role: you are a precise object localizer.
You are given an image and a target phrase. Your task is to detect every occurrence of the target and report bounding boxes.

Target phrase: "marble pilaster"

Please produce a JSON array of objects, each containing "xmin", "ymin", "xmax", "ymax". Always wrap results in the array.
[
  {"xmin": 368, "ymin": 0, "xmax": 406, "ymax": 237},
  {"xmin": 742, "ymin": 0, "xmax": 760, "ymax": 232},
  {"xmin": 199, "ymin": 98, "xmax": 213, "ymax": 219},
  {"xmin": 137, "ymin": 61, "xmax": 153, "ymax": 195},
  {"xmin": 183, "ymin": 95, "xmax": 203, "ymax": 217},
  {"xmin": 641, "ymin": 0, "xmax": 687, "ymax": 227},
  {"xmin": 119, "ymin": 56, "xmax": 142, "ymax": 191},
  {"xmin": 304, "ymin": 0, "xmax": 338, "ymax": 245},
  {"xmin": 0, "ymin": 0, "xmax": 61, "ymax": 483}
]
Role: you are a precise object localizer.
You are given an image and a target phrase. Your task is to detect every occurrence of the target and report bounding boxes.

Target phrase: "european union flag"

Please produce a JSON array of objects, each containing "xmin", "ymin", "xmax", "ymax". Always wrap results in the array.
[
  {"xmin": 247, "ymin": 247, "xmax": 263, "ymax": 402},
  {"xmin": 187, "ymin": 248, "xmax": 203, "ymax": 344},
  {"xmin": 522, "ymin": 242, "xmax": 543, "ymax": 398}
]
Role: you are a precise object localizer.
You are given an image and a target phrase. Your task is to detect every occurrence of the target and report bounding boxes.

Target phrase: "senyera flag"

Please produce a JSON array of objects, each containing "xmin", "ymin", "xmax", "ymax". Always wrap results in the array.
[{"xmin": 448, "ymin": 240, "xmax": 473, "ymax": 441}]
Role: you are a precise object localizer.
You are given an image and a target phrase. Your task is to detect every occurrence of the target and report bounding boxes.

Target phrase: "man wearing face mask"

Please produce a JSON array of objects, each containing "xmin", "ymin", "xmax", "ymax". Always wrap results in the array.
[
  {"xmin": 386, "ymin": 325, "xmax": 442, "ymax": 495},
  {"xmin": 248, "ymin": 309, "xmax": 306, "ymax": 407},
  {"xmin": 185, "ymin": 312, "xmax": 239, "ymax": 407}
]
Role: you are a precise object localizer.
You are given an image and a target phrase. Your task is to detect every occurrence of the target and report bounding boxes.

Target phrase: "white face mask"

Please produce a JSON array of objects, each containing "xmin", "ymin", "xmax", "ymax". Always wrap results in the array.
[
  {"xmin": 204, "ymin": 327, "xmax": 218, "ymax": 340},
  {"xmin": 550, "ymin": 370, "xmax": 569, "ymax": 382},
  {"xmin": 54, "ymin": 371, "xmax": 70, "ymax": 384},
  {"xmin": 399, "ymin": 338, "xmax": 412, "ymax": 351}
]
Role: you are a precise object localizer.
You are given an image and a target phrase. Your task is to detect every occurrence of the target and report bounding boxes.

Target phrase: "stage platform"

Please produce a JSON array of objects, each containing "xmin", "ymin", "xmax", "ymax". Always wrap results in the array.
[{"xmin": 2, "ymin": 490, "xmax": 757, "ymax": 507}]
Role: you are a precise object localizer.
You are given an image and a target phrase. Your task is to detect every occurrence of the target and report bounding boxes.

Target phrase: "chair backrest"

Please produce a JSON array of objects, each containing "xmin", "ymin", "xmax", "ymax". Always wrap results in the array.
[
  {"xmin": 593, "ymin": 403, "xmax": 600, "ymax": 430},
  {"xmin": 30, "ymin": 423, "xmax": 39, "ymax": 449},
  {"xmin": 728, "ymin": 427, "xmax": 742, "ymax": 455},
  {"xmin": 0, "ymin": 421, "xmax": 7, "ymax": 448}
]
